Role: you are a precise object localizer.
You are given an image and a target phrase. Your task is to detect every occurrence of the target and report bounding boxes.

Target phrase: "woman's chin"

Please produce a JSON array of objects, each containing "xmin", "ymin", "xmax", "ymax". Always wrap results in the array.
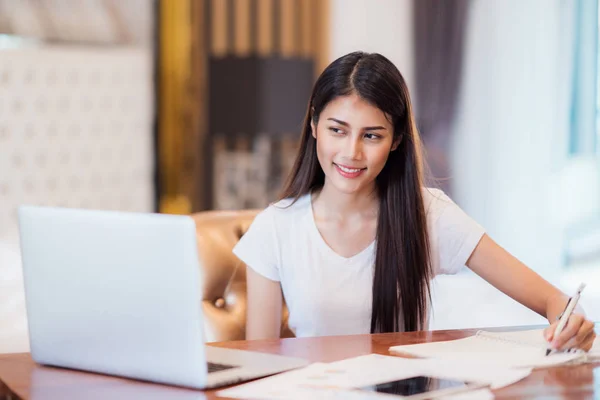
[{"xmin": 327, "ymin": 178, "xmax": 373, "ymax": 196}]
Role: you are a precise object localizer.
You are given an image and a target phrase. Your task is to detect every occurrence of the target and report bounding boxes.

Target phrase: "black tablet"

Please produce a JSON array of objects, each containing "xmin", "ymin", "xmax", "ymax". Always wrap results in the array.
[{"xmin": 359, "ymin": 375, "xmax": 487, "ymax": 399}]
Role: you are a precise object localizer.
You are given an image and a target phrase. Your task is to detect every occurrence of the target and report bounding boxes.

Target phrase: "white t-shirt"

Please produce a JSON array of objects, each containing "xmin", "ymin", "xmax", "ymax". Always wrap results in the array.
[{"xmin": 232, "ymin": 188, "xmax": 485, "ymax": 337}]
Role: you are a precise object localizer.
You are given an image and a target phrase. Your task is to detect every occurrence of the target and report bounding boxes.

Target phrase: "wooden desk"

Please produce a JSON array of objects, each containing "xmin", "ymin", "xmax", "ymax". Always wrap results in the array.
[{"xmin": 0, "ymin": 327, "xmax": 598, "ymax": 399}]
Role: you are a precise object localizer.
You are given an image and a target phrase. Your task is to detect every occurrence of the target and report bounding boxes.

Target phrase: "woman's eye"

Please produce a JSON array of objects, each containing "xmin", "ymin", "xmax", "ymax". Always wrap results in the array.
[
  {"xmin": 364, "ymin": 133, "xmax": 381, "ymax": 140},
  {"xmin": 329, "ymin": 127, "xmax": 344, "ymax": 134}
]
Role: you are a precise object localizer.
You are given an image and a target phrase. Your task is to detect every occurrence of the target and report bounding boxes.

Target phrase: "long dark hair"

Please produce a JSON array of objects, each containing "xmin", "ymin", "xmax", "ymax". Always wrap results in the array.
[{"xmin": 279, "ymin": 51, "xmax": 432, "ymax": 333}]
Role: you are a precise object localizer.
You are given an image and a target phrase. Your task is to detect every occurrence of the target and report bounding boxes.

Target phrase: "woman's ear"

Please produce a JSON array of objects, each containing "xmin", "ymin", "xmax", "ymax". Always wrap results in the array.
[
  {"xmin": 310, "ymin": 119, "xmax": 317, "ymax": 139},
  {"xmin": 391, "ymin": 136, "xmax": 402, "ymax": 151}
]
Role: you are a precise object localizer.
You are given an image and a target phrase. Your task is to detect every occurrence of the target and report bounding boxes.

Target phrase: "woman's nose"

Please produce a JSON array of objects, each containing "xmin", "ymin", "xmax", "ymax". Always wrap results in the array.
[{"xmin": 342, "ymin": 137, "xmax": 363, "ymax": 160}]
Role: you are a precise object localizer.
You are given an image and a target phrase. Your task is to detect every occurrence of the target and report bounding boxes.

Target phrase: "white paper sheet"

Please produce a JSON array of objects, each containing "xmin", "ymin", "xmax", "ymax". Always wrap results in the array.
[
  {"xmin": 218, "ymin": 386, "xmax": 495, "ymax": 400},
  {"xmin": 439, "ymin": 389, "xmax": 494, "ymax": 400},
  {"xmin": 389, "ymin": 329, "xmax": 586, "ymax": 368},
  {"xmin": 217, "ymin": 354, "xmax": 531, "ymax": 400},
  {"xmin": 483, "ymin": 328, "xmax": 600, "ymax": 361}
]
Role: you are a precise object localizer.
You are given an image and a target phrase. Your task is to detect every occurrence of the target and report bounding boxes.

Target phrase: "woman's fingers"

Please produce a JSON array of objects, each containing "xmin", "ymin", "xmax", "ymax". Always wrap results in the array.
[
  {"xmin": 551, "ymin": 315, "xmax": 584, "ymax": 350},
  {"xmin": 552, "ymin": 316, "xmax": 596, "ymax": 351}
]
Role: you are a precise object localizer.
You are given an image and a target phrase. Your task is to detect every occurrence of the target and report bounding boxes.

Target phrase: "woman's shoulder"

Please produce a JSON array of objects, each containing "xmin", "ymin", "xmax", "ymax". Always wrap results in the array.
[
  {"xmin": 421, "ymin": 187, "xmax": 453, "ymax": 211},
  {"xmin": 256, "ymin": 193, "xmax": 311, "ymax": 223}
]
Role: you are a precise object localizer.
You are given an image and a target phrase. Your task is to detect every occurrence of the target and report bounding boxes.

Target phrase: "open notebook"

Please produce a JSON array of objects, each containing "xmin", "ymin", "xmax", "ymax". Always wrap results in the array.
[{"xmin": 389, "ymin": 329, "xmax": 600, "ymax": 369}]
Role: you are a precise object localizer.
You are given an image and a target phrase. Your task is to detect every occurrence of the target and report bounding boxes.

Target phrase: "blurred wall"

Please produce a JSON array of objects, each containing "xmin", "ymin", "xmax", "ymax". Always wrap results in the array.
[
  {"xmin": 329, "ymin": 0, "xmax": 415, "ymax": 94},
  {"xmin": 451, "ymin": 0, "xmax": 573, "ymax": 276}
]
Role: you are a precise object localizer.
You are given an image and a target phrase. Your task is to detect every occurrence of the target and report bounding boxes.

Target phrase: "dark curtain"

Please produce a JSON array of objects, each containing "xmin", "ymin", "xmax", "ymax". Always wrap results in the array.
[{"xmin": 413, "ymin": 0, "xmax": 471, "ymax": 194}]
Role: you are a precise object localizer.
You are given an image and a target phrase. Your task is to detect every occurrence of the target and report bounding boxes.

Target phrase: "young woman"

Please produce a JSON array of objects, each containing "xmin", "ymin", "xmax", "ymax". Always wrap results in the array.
[{"xmin": 233, "ymin": 51, "xmax": 596, "ymax": 351}]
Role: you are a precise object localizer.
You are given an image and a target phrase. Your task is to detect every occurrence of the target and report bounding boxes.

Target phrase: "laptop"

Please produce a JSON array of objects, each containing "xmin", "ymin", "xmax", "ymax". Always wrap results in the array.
[{"xmin": 18, "ymin": 205, "xmax": 309, "ymax": 389}]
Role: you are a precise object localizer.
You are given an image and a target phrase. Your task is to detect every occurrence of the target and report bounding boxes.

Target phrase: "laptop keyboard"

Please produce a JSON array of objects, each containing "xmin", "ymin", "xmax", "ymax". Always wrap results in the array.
[{"xmin": 207, "ymin": 362, "xmax": 237, "ymax": 373}]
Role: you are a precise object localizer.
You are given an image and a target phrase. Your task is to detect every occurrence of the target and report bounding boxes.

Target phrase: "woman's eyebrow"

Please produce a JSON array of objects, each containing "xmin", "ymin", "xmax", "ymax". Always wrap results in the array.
[{"xmin": 327, "ymin": 118, "xmax": 386, "ymax": 131}]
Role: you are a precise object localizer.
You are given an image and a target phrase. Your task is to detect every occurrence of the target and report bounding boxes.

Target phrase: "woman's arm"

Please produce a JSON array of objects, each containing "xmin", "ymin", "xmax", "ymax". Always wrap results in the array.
[
  {"xmin": 466, "ymin": 234, "xmax": 596, "ymax": 351},
  {"xmin": 246, "ymin": 266, "xmax": 284, "ymax": 340}
]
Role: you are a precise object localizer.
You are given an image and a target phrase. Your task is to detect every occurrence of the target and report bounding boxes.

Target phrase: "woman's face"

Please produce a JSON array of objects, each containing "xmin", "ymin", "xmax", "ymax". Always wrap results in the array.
[{"xmin": 312, "ymin": 93, "xmax": 398, "ymax": 196}]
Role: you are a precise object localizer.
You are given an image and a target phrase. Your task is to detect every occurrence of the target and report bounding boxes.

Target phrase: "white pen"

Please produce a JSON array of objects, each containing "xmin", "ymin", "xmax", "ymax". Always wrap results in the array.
[{"xmin": 545, "ymin": 283, "xmax": 586, "ymax": 356}]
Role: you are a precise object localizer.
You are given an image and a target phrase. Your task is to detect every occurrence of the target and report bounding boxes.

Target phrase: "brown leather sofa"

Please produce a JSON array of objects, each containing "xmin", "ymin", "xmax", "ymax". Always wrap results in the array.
[{"xmin": 191, "ymin": 210, "xmax": 294, "ymax": 342}]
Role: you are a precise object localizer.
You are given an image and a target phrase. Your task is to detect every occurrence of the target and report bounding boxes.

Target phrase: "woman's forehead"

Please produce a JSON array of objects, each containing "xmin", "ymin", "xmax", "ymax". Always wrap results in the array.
[{"xmin": 320, "ymin": 95, "xmax": 391, "ymax": 127}]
